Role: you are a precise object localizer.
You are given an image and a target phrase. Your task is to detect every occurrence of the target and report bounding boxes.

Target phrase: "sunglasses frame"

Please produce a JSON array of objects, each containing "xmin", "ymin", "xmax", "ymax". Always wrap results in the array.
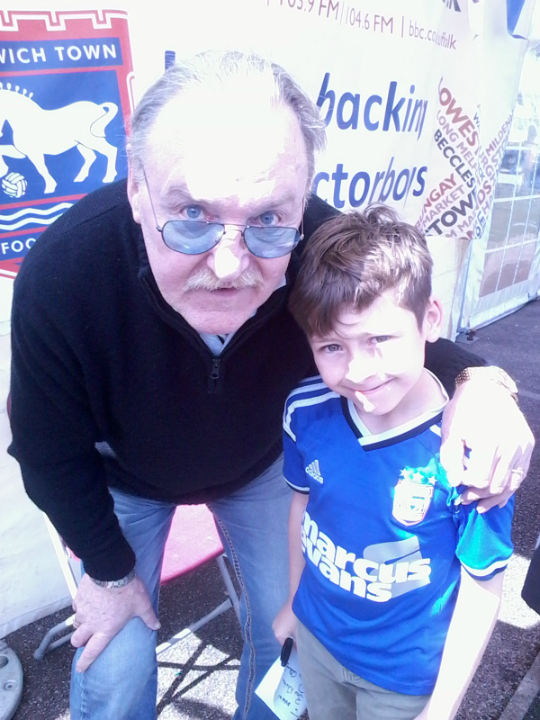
[{"xmin": 141, "ymin": 167, "xmax": 304, "ymax": 259}]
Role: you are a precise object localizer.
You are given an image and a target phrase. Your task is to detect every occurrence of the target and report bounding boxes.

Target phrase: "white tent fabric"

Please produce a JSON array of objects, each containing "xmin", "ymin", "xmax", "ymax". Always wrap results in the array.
[{"xmin": 0, "ymin": 287, "xmax": 70, "ymax": 639}]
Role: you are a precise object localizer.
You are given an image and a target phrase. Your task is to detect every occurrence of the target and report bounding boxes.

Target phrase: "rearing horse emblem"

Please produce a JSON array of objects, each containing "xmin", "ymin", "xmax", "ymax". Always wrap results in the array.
[{"xmin": 0, "ymin": 83, "xmax": 118, "ymax": 194}]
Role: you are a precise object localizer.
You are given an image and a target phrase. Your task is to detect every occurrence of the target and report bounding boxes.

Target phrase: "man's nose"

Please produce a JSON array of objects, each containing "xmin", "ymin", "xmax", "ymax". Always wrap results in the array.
[{"xmin": 208, "ymin": 226, "xmax": 250, "ymax": 279}]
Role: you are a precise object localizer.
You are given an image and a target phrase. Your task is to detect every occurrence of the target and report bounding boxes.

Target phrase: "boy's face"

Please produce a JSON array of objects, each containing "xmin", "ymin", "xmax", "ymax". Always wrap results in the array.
[{"xmin": 309, "ymin": 290, "xmax": 443, "ymax": 424}]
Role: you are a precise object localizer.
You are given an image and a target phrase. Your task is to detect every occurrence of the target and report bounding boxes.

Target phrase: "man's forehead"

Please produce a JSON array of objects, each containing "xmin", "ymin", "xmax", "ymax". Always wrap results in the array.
[
  {"xmin": 149, "ymin": 80, "xmax": 286, "ymax": 143},
  {"xmin": 144, "ymin": 85, "xmax": 309, "ymax": 205},
  {"xmin": 155, "ymin": 76, "xmax": 281, "ymax": 126}
]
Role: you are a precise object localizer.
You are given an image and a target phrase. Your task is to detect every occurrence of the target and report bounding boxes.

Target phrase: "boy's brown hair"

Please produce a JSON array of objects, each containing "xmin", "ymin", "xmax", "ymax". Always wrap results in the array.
[{"xmin": 289, "ymin": 205, "xmax": 433, "ymax": 337}]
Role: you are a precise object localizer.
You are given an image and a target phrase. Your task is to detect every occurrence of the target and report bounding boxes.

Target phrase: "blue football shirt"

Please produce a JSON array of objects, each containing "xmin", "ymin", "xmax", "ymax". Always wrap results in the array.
[{"xmin": 283, "ymin": 376, "xmax": 514, "ymax": 695}]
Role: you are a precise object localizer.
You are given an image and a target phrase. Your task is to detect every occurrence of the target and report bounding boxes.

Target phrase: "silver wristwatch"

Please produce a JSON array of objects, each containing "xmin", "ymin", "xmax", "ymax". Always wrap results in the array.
[
  {"xmin": 455, "ymin": 366, "xmax": 518, "ymax": 403},
  {"xmin": 90, "ymin": 568, "xmax": 136, "ymax": 588}
]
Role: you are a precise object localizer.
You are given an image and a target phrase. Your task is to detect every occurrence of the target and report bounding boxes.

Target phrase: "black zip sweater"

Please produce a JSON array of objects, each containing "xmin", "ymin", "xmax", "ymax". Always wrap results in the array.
[{"xmin": 8, "ymin": 180, "xmax": 486, "ymax": 580}]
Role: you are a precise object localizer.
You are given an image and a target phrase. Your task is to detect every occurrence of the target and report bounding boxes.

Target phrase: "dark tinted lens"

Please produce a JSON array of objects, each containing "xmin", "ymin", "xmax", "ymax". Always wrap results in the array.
[
  {"xmin": 161, "ymin": 221, "xmax": 223, "ymax": 255},
  {"xmin": 244, "ymin": 226, "xmax": 300, "ymax": 258}
]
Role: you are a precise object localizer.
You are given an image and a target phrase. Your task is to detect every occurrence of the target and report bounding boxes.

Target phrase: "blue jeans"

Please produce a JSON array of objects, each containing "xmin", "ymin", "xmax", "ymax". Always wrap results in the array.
[{"xmin": 70, "ymin": 456, "xmax": 292, "ymax": 720}]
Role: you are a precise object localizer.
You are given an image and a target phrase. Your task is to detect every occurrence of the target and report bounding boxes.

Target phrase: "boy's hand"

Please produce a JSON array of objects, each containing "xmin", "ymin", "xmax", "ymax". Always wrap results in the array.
[
  {"xmin": 273, "ymin": 599, "xmax": 297, "ymax": 646},
  {"xmin": 440, "ymin": 380, "xmax": 534, "ymax": 512}
]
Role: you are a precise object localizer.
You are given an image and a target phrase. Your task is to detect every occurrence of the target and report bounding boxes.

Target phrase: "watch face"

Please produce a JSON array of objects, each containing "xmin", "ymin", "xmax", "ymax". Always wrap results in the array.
[{"xmin": 91, "ymin": 569, "xmax": 135, "ymax": 587}]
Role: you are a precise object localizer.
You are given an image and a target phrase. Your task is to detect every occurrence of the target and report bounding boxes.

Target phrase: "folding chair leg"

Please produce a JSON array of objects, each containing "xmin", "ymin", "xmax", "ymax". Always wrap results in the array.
[
  {"xmin": 33, "ymin": 615, "xmax": 75, "ymax": 661},
  {"xmin": 216, "ymin": 554, "xmax": 241, "ymax": 623},
  {"xmin": 156, "ymin": 599, "xmax": 233, "ymax": 657},
  {"xmin": 156, "ymin": 553, "xmax": 240, "ymax": 658}
]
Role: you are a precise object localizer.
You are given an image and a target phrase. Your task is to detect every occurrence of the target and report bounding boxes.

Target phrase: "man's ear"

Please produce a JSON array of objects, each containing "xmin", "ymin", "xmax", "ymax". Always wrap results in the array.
[
  {"xmin": 126, "ymin": 147, "xmax": 142, "ymax": 225},
  {"xmin": 424, "ymin": 296, "xmax": 444, "ymax": 343}
]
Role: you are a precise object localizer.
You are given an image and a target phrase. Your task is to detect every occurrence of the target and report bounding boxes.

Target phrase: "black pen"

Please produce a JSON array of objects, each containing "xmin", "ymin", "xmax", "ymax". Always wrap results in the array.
[{"xmin": 280, "ymin": 636, "xmax": 294, "ymax": 667}]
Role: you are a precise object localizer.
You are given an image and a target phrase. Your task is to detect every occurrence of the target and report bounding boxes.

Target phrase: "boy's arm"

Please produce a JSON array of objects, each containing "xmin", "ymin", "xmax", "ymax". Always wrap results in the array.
[
  {"xmin": 415, "ymin": 569, "xmax": 504, "ymax": 720},
  {"xmin": 288, "ymin": 491, "xmax": 309, "ymax": 595},
  {"xmin": 273, "ymin": 491, "xmax": 309, "ymax": 646}
]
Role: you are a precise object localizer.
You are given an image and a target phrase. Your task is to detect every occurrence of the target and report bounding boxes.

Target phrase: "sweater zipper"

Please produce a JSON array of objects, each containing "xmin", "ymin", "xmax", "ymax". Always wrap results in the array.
[
  {"xmin": 140, "ymin": 275, "xmax": 288, "ymax": 394},
  {"xmin": 208, "ymin": 358, "xmax": 221, "ymax": 394}
]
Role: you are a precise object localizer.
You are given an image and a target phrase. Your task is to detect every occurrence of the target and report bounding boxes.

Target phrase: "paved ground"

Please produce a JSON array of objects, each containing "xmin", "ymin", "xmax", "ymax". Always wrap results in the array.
[{"xmin": 3, "ymin": 298, "xmax": 540, "ymax": 720}]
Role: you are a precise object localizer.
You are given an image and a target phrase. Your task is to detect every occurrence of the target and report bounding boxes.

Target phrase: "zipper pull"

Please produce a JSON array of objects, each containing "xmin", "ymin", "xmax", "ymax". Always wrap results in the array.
[{"xmin": 208, "ymin": 358, "xmax": 221, "ymax": 393}]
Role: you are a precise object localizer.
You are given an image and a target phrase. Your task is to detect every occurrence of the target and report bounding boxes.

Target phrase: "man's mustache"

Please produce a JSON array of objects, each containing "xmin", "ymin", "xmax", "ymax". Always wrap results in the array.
[{"xmin": 184, "ymin": 268, "xmax": 265, "ymax": 291}]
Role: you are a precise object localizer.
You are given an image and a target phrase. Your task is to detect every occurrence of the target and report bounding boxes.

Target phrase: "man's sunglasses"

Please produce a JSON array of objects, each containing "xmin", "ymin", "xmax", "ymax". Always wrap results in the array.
[{"xmin": 142, "ymin": 168, "xmax": 303, "ymax": 259}]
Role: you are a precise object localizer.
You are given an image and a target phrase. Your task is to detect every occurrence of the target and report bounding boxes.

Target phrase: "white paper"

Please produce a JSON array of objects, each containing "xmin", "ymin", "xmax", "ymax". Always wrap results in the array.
[{"xmin": 255, "ymin": 647, "xmax": 307, "ymax": 720}]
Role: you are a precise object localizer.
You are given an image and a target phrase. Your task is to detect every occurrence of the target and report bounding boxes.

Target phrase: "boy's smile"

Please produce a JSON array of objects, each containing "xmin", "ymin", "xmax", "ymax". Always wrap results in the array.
[{"xmin": 309, "ymin": 290, "xmax": 444, "ymax": 431}]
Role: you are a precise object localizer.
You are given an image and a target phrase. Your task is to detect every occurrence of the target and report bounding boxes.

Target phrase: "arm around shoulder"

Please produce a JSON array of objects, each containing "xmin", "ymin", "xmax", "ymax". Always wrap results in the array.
[
  {"xmin": 428, "ymin": 335, "xmax": 534, "ymax": 506},
  {"xmin": 439, "ymin": 371, "xmax": 534, "ymax": 508}
]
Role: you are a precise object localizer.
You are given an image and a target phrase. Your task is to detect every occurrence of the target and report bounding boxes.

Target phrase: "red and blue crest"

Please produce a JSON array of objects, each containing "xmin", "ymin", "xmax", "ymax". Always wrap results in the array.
[{"xmin": 0, "ymin": 10, "xmax": 134, "ymax": 277}]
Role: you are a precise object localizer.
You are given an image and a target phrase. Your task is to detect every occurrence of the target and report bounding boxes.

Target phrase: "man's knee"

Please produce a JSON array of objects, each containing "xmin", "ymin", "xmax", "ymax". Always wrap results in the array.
[{"xmin": 71, "ymin": 617, "xmax": 158, "ymax": 714}]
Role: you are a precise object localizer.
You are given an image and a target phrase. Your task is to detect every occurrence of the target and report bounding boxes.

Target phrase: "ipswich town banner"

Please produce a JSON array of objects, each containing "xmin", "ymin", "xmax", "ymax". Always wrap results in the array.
[{"xmin": 0, "ymin": 9, "xmax": 134, "ymax": 278}]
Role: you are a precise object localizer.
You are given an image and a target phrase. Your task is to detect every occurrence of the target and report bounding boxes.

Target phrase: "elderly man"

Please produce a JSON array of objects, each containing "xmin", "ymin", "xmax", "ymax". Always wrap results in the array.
[{"xmin": 9, "ymin": 51, "xmax": 533, "ymax": 720}]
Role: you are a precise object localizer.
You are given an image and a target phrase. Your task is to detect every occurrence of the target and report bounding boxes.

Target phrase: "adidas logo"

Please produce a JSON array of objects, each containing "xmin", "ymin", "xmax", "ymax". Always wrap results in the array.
[{"xmin": 305, "ymin": 459, "xmax": 324, "ymax": 484}]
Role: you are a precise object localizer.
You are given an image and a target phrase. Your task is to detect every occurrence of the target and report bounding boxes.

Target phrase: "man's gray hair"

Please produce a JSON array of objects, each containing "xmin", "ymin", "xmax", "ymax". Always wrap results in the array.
[{"xmin": 128, "ymin": 50, "xmax": 326, "ymax": 187}]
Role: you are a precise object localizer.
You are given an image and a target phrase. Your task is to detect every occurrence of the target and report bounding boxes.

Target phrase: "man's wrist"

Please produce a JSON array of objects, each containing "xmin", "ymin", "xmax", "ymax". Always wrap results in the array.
[
  {"xmin": 89, "ymin": 568, "xmax": 136, "ymax": 588},
  {"xmin": 455, "ymin": 366, "xmax": 518, "ymax": 403}
]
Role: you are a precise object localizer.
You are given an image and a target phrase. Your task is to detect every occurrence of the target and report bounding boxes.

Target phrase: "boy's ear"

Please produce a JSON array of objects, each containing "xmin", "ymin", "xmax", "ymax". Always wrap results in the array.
[{"xmin": 424, "ymin": 297, "xmax": 444, "ymax": 343}]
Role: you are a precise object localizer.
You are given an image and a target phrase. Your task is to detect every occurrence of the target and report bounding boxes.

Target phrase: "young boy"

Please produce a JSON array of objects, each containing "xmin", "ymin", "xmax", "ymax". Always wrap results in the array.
[{"xmin": 273, "ymin": 207, "xmax": 514, "ymax": 720}]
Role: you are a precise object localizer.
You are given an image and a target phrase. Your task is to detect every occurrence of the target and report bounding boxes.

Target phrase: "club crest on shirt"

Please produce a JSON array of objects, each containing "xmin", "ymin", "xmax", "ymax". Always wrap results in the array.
[{"xmin": 392, "ymin": 465, "xmax": 437, "ymax": 526}]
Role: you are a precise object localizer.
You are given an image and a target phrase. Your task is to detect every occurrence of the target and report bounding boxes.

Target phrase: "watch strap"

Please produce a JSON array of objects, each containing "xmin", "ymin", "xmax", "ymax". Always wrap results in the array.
[
  {"xmin": 90, "ymin": 568, "xmax": 136, "ymax": 588},
  {"xmin": 455, "ymin": 366, "xmax": 518, "ymax": 402}
]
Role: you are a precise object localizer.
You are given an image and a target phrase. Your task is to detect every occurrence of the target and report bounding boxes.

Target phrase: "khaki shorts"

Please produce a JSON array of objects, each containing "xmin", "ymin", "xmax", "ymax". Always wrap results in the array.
[{"xmin": 296, "ymin": 622, "xmax": 431, "ymax": 720}]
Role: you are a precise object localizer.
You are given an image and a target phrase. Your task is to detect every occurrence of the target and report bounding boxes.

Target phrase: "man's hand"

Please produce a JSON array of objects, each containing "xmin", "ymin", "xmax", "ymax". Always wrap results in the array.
[
  {"xmin": 71, "ymin": 573, "xmax": 161, "ymax": 672},
  {"xmin": 440, "ymin": 380, "xmax": 534, "ymax": 512}
]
